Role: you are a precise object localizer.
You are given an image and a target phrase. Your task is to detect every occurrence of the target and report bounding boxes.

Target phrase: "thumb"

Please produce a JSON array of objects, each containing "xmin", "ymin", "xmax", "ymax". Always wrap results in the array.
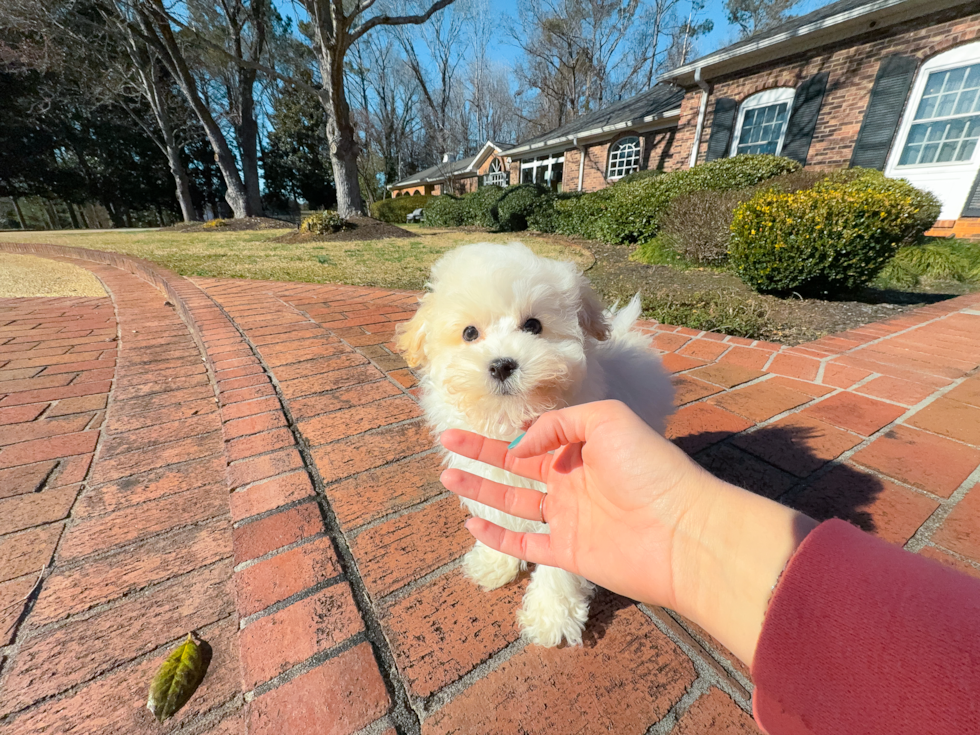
[{"xmin": 510, "ymin": 400, "xmax": 627, "ymax": 457}]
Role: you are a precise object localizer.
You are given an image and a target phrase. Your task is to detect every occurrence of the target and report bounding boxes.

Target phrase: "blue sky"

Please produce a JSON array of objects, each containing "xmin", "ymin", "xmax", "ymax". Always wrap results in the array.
[{"xmin": 274, "ymin": 0, "xmax": 829, "ymax": 76}]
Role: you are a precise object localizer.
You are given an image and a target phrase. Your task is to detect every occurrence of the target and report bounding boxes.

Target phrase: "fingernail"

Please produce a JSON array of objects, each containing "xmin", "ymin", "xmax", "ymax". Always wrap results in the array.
[{"xmin": 508, "ymin": 432, "xmax": 525, "ymax": 450}]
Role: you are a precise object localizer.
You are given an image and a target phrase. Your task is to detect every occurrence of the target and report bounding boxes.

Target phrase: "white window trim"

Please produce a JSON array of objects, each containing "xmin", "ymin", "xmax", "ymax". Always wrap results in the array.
[
  {"xmin": 730, "ymin": 87, "xmax": 796, "ymax": 157},
  {"xmin": 520, "ymin": 153, "xmax": 565, "ymax": 185},
  {"xmin": 484, "ymin": 159, "xmax": 507, "ymax": 186},
  {"xmin": 888, "ymin": 42, "xmax": 980, "ymax": 172},
  {"xmin": 606, "ymin": 136, "xmax": 642, "ymax": 180}
]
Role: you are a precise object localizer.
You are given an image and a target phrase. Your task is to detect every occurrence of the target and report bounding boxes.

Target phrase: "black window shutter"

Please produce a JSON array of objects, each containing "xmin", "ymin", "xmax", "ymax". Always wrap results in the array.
[
  {"xmin": 850, "ymin": 55, "xmax": 918, "ymax": 170},
  {"xmin": 705, "ymin": 98, "xmax": 738, "ymax": 162},
  {"xmin": 963, "ymin": 168, "xmax": 980, "ymax": 218},
  {"xmin": 782, "ymin": 72, "xmax": 829, "ymax": 165}
]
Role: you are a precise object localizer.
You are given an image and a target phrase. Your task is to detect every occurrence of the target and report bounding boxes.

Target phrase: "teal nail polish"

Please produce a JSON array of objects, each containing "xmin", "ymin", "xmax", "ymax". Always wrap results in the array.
[{"xmin": 508, "ymin": 432, "xmax": 525, "ymax": 450}]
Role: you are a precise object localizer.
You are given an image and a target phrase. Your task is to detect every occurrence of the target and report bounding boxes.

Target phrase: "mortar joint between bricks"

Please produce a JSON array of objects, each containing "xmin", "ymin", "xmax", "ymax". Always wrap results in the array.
[{"xmin": 200, "ymin": 286, "xmax": 423, "ymax": 735}]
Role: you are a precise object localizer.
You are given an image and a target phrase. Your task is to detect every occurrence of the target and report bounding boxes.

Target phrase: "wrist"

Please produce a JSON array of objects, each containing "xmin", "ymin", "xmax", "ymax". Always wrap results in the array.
[{"xmin": 671, "ymin": 474, "xmax": 817, "ymax": 668}]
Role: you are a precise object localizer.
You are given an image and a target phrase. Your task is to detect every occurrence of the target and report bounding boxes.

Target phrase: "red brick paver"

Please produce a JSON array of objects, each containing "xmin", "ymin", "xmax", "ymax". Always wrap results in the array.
[{"xmin": 1, "ymin": 241, "xmax": 978, "ymax": 735}]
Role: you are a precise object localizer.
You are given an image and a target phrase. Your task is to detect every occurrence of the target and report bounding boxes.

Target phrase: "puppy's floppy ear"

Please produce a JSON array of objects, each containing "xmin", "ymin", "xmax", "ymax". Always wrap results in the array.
[
  {"xmin": 395, "ymin": 297, "xmax": 430, "ymax": 368},
  {"xmin": 577, "ymin": 277, "xmax": 610, "ymax": 341}
]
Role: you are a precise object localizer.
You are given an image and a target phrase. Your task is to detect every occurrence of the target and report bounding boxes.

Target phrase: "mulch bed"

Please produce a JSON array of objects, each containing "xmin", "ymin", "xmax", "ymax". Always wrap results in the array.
[
  {"xmin": 273, "ymin": 216, "xmax": 413, "ymax": 243},
  {"xmin": 512, "ymin": 232, "xmax": 973, "ymax": 346},
  {"xmin": 172, "ymin": 216, "xmax": 294, "ymax": 232}
]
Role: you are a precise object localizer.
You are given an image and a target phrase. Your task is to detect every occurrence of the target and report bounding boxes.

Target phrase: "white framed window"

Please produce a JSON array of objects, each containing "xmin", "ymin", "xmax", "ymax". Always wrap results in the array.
[
  {"xmin": 731, "ymin": 88, "xmax": 795, "ymax": 156},
  {"xmin": 886, "ymin": 42, "xmax": 980, "ymax": 220},
  {"xmin": 897, "ymin": 61, "xmax": 980, "ymax": 166},
  {"xmin": 520, "ymin": 153, "xmax": 564, "ymax": 191},
  {"xmin": 607, "ymin": 136, "xmax": 641, "ymax": 179},
  {"xmin": 484, "ymin": 159, "xmax": 508, "ymax": 186}
]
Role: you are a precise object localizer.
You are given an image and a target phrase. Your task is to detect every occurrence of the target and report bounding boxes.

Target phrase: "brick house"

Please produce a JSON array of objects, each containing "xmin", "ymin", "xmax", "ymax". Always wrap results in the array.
[
  {"xmin": 501, "ymin": 85, "xmax": 684, "ymax": 193},
  {"xmin": 501, "ymin": 0, "xmax": 980, "ymax": 237},
  {"xmin": 388, "ymin": 141, "xmax": 510, "ymax": 197}
]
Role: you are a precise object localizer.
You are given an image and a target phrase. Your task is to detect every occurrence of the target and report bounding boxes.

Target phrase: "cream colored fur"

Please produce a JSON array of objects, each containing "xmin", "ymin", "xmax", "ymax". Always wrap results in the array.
[{"xmin": 396, "ymin": 242, "xmax": 673, "ymax": 646}]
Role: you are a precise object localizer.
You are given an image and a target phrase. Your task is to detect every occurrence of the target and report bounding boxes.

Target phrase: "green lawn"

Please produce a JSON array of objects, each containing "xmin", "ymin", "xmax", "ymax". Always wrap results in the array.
[{"xmin": 0, "ymin": 226, "xmax": 593, "ymax": 291}]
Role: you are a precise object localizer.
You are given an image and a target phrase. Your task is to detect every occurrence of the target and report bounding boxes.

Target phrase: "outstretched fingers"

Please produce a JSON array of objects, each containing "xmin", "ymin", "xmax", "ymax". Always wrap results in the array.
[
  {"xmin": 464, "ymin": 518, "xmax": 557, "ymax": 567},
  {"xmin": 441, "ymin": 469, "xmax": 547, "ymax": 522},
  {"xmin": 440, "ymin": 430, "xmax": 551, "ymax": 482}
]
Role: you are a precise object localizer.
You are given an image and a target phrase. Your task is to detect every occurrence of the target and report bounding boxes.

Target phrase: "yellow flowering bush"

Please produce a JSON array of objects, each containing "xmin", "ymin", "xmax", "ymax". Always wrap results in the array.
[
  {"xmin": 729, "ymin": 169, "xmax": 941, "ymax": 293},
  {"xmin": 300, "ymin": 210, "xmax": 349, "ymax": 235},
  {"xmin": 202, "ymin": 218, "xmax": 227, "ymax": 229}
]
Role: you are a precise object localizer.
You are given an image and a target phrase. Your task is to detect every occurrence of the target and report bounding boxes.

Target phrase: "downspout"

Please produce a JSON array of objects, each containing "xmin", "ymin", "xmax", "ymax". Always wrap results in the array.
[
  {"xmin": 689, "ymin": 67, "xmax": 711, "ymax": 169},
  {"xmin": 574, "ymin": 136, "xmax": 585, "ymax": 192}
]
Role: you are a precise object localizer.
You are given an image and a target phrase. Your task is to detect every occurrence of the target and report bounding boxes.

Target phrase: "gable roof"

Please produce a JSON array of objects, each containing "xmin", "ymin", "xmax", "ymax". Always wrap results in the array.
[
  {"xmin": 660, "ymin": 0, "xmax": 962, "ymax": 85},
  {"xmin": 390, "ymin": 141, "xmax": 504, "ymax": 189},
  {"xmin": 504, "ymin": 84, "xmax": 684, "ymax": 157}
]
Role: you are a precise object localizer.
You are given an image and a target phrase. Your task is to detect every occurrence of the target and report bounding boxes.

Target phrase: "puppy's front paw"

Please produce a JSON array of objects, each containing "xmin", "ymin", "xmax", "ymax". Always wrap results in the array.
[
  {"xmin": 462, "ymin": 543, "xmax": 520, "ymax": 590},
  {"xmin": 517, "ymin": 574, "xmax": 591, "ymax": 647}
]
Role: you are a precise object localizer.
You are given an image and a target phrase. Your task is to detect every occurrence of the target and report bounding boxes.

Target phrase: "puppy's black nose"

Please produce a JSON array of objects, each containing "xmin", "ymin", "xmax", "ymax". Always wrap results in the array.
[{"xmin": 489, "ymin": 358, "xmax": 518, "ymax": 382}]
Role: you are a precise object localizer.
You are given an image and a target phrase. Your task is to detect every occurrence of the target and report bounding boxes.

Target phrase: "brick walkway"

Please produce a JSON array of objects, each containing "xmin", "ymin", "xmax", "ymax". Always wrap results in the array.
[{"xmin": 1, "ymin": 245, "xmax": 978, "ymax": 735}]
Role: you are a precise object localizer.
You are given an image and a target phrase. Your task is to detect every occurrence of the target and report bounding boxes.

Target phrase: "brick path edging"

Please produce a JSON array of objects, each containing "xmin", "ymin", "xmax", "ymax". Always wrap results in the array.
[{"xmin": 0, "ymin": 243, "xmax": 404, "ymax": 733}]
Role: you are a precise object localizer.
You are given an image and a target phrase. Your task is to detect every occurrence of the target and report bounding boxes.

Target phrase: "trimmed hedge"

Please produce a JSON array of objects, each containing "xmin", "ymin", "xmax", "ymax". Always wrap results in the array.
[
  {"xmin": 496, "ymin": 184, "xmax": 550, "ymax": 231},
  {"xmin": 371, "ymin": 194, "xmax": 430, "ymax": 223},
  {"xmin": 544, "ymin": 154, "xmax": 802, "ymax": 244},
  {"xmin": 729, "ymin": 168, "xmax": 941, "ymax": 293},
  {"xmin": 424, "ymin": 194, "xmax": 469, "ymax": 227}
]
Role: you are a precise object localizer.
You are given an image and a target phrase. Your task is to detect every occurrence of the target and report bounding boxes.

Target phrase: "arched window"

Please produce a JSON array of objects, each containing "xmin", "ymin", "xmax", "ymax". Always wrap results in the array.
[
  {"xmin": 484, "ymin": 159, "xmax": 508, "ymax": 187},
  {"xmin": 731, "ymin": 88, "xmax": 795, "ymax": 156},
  {"xmin": 607, "ymin": 136, "xmax": 641, "ymax": 179}
]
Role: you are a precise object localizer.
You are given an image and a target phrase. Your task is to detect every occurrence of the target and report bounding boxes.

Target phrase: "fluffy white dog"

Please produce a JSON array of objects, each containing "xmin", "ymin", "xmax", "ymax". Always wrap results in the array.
[{"xmin": 396, "ymin": 242, "xmax": 673, "ymax": 647}]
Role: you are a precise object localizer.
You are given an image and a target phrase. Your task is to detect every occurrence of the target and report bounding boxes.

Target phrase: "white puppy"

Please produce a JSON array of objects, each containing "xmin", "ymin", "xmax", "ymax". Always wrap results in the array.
[{"xmin": 396, "ymin": 243, "xmax": 673, "ymax": 647}]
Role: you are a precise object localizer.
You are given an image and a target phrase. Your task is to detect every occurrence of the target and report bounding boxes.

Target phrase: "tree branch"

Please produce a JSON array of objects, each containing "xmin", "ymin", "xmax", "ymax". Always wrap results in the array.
[{"xmin": 349, "ymin": 0, "xmax": 457, "ymax": 44}]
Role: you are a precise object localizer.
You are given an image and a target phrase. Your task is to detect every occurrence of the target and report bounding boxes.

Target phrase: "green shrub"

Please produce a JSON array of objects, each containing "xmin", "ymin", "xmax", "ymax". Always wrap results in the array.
[
  {"xmin": 552, "ymin": 154, "xmax": 801, "ymax": 244},
  {"xmin": 424, "ymin": 194, "xmax": 469, "ymax": 227},
  {"xmin": 729, "ymin": 171, "xmax": 940, "ymax": 293},
  {"xmin": 659, "ymin": 167, "xmax": 830, "ymax": 264},
  {"xmin": 877, "ymin": 239, "xmax": 980, "ymax": 287},
  {"xmin": 495, "ymin": 184, "xmax": 548, "ymax": 231},
  {"xmin": 617, "ymin": 169, "xmax": 663, "ymax": 185},
  {"xmin": 553, "ymin": 189, "xmax": 614, "ymax": 240},
  {"xmin": 825, "ymin": 168, "xmax": 941, "ymax": 240},
  {"xmin": 300, "ymin": 210, "xmax": 349, "ymax": 235},
  {"xmin": 371, "ymin": 194, "xmax": 430, "ymax": 223},
  {"xmin": 641, "ymin": 290, "xmax": 773, "ymax": 339},
  {"xmin": 463, "ymin": 185, "xmax": 508, "ymax": 228},
  {"xmin": 630, "ymin": 235, "xmax": 689, "ymax": 267}
]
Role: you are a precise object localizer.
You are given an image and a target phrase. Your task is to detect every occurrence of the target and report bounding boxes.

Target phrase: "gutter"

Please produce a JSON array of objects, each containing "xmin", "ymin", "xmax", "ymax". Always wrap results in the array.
[
  {"xmin": 689, "ymin": 68, "xmax": 711, "ymax": 169},
  {"xmin": 503, "ymin": 108, "xmax": 681, "ymax": 158},
  {"xmin": 662, "ymin": 0, "xmax": 943, "ymax": 84}
]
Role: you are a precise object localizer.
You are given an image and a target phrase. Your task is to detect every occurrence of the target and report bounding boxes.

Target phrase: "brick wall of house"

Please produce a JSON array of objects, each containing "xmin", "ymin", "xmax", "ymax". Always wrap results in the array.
[{"xmin": 669, "ymin": 6, "xmax": 980, "ymax": 171}]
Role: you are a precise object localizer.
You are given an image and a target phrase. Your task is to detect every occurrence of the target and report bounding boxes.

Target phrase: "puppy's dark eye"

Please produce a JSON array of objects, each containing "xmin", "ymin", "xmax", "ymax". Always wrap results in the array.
[
  {"xmin": 462, "ymin": 326, "xmax": 479, "ymax": 342},
  {"xmin": 521, "ymin": 318, "xmax": 542, "ymax": 335}
]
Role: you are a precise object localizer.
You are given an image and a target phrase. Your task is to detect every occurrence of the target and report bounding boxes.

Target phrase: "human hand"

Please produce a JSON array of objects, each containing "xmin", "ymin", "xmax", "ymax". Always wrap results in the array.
[{"xmin": 440, "ymin": 399, "xmax": 816, "ymax": 666}]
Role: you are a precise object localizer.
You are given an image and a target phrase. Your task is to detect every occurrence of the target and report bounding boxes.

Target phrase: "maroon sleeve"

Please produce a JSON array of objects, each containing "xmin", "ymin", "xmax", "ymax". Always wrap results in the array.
[{"xmin": 751, "ymin": 519, "xmax": 980, "ymax": 735}]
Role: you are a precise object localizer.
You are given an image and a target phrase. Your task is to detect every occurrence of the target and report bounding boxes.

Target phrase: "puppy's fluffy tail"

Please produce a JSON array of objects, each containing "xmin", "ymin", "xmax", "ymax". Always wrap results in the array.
[{"xmin": 607, "ymin": 293, "xmax": 642, "ymax": 339}]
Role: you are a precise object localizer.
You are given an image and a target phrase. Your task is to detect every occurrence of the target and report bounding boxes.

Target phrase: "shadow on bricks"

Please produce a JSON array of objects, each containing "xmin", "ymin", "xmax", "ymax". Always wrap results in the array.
[{"xmin": 691, "ymin": 424, "xmax": 886, "ymax": 536}]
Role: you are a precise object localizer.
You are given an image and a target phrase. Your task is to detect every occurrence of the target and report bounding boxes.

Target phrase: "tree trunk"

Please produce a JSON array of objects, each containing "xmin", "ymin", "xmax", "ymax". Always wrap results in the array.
[
  {"xmin": 238, "ymin": 68, "xmax": 263, "ymax": 217},
  {"xmin": 11, "ymin": 197, "xmax": 26, "ymax": 229},
  {"xmin": 318, "ymin": 53, "xmax": 365, "ymax": 218},
  {"xmin": 67, "ymin": 202, "xmax": 80, "ymax": 229},
  {"xmin": 43, "ymin": 200, "xmax": 57, "ymax": 230},
  {"xmin": 143, "ymin": 5, "xmax": 251, "ymax": 218}
]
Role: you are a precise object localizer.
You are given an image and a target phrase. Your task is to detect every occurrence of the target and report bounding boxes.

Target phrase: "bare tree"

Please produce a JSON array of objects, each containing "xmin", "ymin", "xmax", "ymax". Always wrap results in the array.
[
  {"xmin": 725, "ymin": 0, "xmax": 799, "ymax": 38},
  {"xmin": 112, "ymin": 21, "xmax": 200, "ymax": 220},
  {"xmin": 511, "ymin": 0, "xmax": 710, "ymax": 134},
  {"xmin": 187, "ymin": 0, "xmax": 272, "ymax": 215}
]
